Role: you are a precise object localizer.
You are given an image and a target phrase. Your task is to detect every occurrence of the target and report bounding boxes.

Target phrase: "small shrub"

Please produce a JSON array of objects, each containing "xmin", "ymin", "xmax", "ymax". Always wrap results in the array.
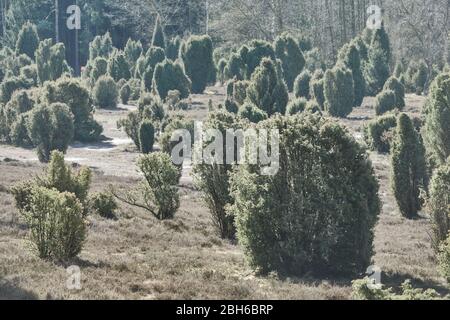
[
  {"xmin": 383, "ymin": 76, "xmax": 405, "ymax": 109},
  {"xmin": 293, "ymin": 70, "xmax": 311, "ymax": 99},
  {"xmin": 238, "ymin": 102, "xmax": 268, "ymax": 123},
  {"xmin": 246, "ymin": 58, "xmax": 288, "ymax": 116},
  {"xmin": 324, "ymin": 65, "xmax": 354, "ymax": 117},
  {"xmin": 364, "ymin": 113, "xmax": 397, "ymax": 153},
  {"xmin": 139, "ymin": 120, "xmax": 155, "ymax": 154},
  {"xmin": 180, "ymin": 35, "xmax": 216, "ymax": 93},
  {"xmin": 120, "ymin": 83, "xmax": 131, "ymax": 104},
  {"xmin": 113, "ymin": 152, "xmax": 180, "ymax": 220},
  {"xmin": 286, "ymin": 97, "xmax": 307, "ymax": 115},
  {"xmin": 93, "ymin": 75, "xmax": 118, "ymax": 109},
  {"xmin": 152, "ymin": 59, "xmax": 191, "ymax": 100},
  {"xmin": 89, "ymin": 192, "xmax": 118, "ymax": 219},
  {"xmin": 19, "ymin": 186, "xmax": 86, "ymax": 261},
  {"xmin": 27, "ymin": 103, "xmax": 74, "ymax": 162},
  {"xmin": 310, "ymin": 69, "xmax": 325, "ymax": 109},
  {"xmin": 375, "ymin": 90, "xmax": 397, "ymax": 116}
]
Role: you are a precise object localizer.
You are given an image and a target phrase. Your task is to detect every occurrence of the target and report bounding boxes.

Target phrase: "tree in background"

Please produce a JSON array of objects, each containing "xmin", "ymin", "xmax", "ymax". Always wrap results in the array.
[
  {"xmin": 151, "ymin": 15, "xmax": 165, "ymax": 49},
  {"xmin": 338, "ymin": 42, "xmax": 365, "ymax": 107}
]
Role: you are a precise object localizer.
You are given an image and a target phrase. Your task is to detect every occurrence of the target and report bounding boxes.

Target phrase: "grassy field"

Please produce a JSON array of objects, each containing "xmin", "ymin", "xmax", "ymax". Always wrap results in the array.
[{"xmin": 0, "ymin": 87, "xmax": 448, "ymax": 300}]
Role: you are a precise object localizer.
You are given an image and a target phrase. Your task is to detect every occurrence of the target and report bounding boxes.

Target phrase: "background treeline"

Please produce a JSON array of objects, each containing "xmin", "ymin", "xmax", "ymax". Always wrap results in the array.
[{"xmin": 1, "ymin": 0, "xmax": 448, "ymax": 75}]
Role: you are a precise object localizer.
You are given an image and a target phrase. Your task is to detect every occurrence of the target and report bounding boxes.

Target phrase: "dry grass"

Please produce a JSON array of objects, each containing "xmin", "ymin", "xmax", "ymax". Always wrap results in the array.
[{"xmin": 0, "ymin": 89, "xmax": 448, "ymax": 300}]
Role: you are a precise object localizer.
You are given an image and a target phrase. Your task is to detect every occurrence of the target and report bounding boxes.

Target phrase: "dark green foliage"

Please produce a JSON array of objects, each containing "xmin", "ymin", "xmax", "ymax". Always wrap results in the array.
[
  {"xmin": 113, "ymin": 153, "xmax": 180, "ymax": 220},
  {"xmin": 324, "ymin": 65, "xmax": 354, "ymax": 117},
  {"xmin": 93, "ymin": 75, "xmax": 118, "ymax": 109},
  {"xmin": 127, "ymin": 78, "xmax": 142, "ymax": 101},
  {"xmin": 375, "ymin": 90, "xmax": 397, "ymax": 116},
  {"xmin": 120, "ymin": 83, "xmax": 131, "ymax": 104},
  {"xmin": 20, "ymin": 64, "xmax": 38, "ymax": 86},
  {"xmin": 391, "ymin": 114, "xmax": 427, "ymax": 219},
  {"xmin": 181, "ymin": 35, "xmax": 215, "ymax": 94},
  {"xmin": 151, "ymin": 15, "xmax": 166, "ymax": 49},
  {"xmin": 338, "ymin": 42, "xmax": 366, "ymax": 107},
  {"xmin": 27, "ymin": 103, "xmax": 74, "ymax": 162},
  {"xmin": 286, "ymin": 97, "xmax": 307, "ymax": 115},
  {"xmin": 1, "ymin": 89, "xmax": 34, "ymax": 144},
  {"xmin": 193, "ymin": 110, "xmax": 243, "ymax": 239},
  {"xmin": 244, "ymin": 40, "xmax": 276, "ymax": 79},
  {"xmin": 124, "ymin": 39, "xmax": 143, "ymax": 72},
  {"xmin": 298, "ymin": 34, "xmax": 312, "ymax": 52},
  {"xmin": 135, "ymin": 47, "xmax": 165, "ymax": 83},
  {"xmin": 238, "ymin": 101, "xmax": 268, "ymax": 123},
  {"xmin": 117, "ymin": 111, "xmax": 142, "ymax": 150},
  {"xmin": 364, "ymin": 113, "xmax": 397, "ymax": 153},
  {"xmin": 364, "ymin": 41, "xmax": 390, "ymax": 96},
  {"xmin": 217, "ymin": 58, "xmax": 227, "ymax": 84},
  {"xmin": 166, "ymin": 36, "xmax": 182, "ymax": 61},
  {"xmin": 428, "ymin": 160, "xmax": 450, "ymax": 252},
  {"xmin": 438, "ymin": 234, "xmax": 450, "ymax": 284},
  {"xmin": 371, "ymin": 26, "xmax": 391, "ymax": 63},
  {"xmin": 304, "ymin": 48, "xmax": 325, "ymax": 72},
  {"xmin": 10, "ymin": 113, "xmax": 32, "ymax": 147},
  {"xmin": 383, "ymin": 76, "xmax": 405, "ymax": 109},
  {"xmin": 139, "ymin": 120, "xmax": 155, "ymax": 154},
  {"xmin": 310, "ymin": 69, "xmax": 325, "ymax": 109},
  {"xmin": 274, "ymin": 33, "xmax": 305, "ymax": 91},
  {"xmin": 89, "ymin": 33, "xmax": 113, "ymax": 61},
  {"xmin": 108, "ymin": 51, "xmax": 131, "ymax": 81},
  {"xmin": 89, "ymin": 192, "xmax": 118, "ymax": 219},
  {"xmin": 246, "ymin": 58, "xmax": 288, "ymax": 116},
  {"xmin": 229, "ymin": 114, "xmax": 380, "ymax": 276},
  {"xmin": 89, "ymin": 57, "xmax": 108, "ymax": 86},
  {"xmin": 16, "ymin": 22, "xmax": 39, "ymax": 59},
  {"xmin": 35, "ymin": 39, "xmax": 70, "ymax": 84},
  {"xmin": 0, "ymin": 76, "xmax": 30, "ymax": 104},
  {"xmin": 44, "ymin": 77, "xmax": 102, "ymax": 142},
  {"xmin": 224, "ymin": 52, "xmax": 245, "ymax": 81},
  {"xmin": 293, "ymin": 70, "xmax": 311, "ymax": 99},
  {"xmin": 152, "ymin": 59, "xmax": 191, "ymax": 100},
  {"xmin": 423, "ymin": 72, "xmax": 450, "ymax": 166}
]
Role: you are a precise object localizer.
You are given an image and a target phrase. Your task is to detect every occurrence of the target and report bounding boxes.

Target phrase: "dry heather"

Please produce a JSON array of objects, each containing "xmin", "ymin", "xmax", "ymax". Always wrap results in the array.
[{"xmin": 0, "ymin": 89, "xmax": 448, "ymax": 300}]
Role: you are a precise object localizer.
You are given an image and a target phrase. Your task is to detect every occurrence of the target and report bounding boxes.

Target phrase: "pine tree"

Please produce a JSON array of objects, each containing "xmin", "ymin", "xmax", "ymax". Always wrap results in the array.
[
  {"xmin": 108, "ymin": 51, "xmax": 131, "ymax": 81},
  {"xmin": 152, "ymin": 15, "xmax": 166, "ymax": 49},
  {"xmin": 246, "ymin": 58, "xmax": 289, "ymax": 116},
  {"xmin": 152, "ymin": 59, "xmax": 191, "ymax": 100},
  {"xmin": 274, "ymin": 33, "xmax": 305, "ymax": 91},
  {"xmin": 391, "ymin": 113, "xmax": 427, "ymax": 218},
  {"xmin": 166, "ymin": 36, "xmax": 182, "ymax": 61},
  {"xmin": 16, "ymin": 22, "xmax": 39, "ymax": 59}
]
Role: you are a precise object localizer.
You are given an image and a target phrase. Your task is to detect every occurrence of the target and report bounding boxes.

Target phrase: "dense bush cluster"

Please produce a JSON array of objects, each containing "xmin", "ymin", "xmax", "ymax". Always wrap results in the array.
[
  {"xmin": 364, "ymin": 113, "xmax": 397, "ymax": 153},
  {"xmin": 324, "ymin": 65, "xmax": 354, "ymax": 117},
  {"xmin": 274, "ymin": 33, "xmax": 305, "ymax": 91}
]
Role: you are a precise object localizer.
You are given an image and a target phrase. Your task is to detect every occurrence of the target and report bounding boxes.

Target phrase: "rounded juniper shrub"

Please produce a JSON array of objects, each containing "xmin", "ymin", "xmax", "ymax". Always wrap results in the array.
[
  {"xmin": 120, "ymin": 83, "xmax": 131, "ymax": 104},
  {"xmin": 238, "ymin": 101, "xmax": 268, "ymax": 123},
  {"xmin": 364, "ymin": 113, "xmax": 397, "ymax": 153},
  {"xmin": 229, "ymin": 114, "xmax": 380, "ymax": 276},
  {"xmin": 383, "ymin": 76, "xmax": 405, "ymax": 110},
  {"xmin": 375, "ymin": 90, "xmax": 397, "ymax": 116},
  {"xmin": 286, "ymin": 97, "xmax": 307, "ymax": 115},
  {"xmin": 310, "ymin": 69, "xmax": 325, "ymax": 109},
  {"xmin": 139, "ymin": 120, "xmax": 155, "ymax": 154},
  {"xmin": 152, "ymin": 59, "xmax": 191, "ymax": 100},
  {"xmin": 246, "ymin": 58, "xmax": 288, "ymax": 116},
  {"xmin": 293, "ymin": 70, "xmax": 311, "ymax": 99},
  {"xmin": 89, "ymin": 192, "xmax": 118, "ymax": 219},
  {"xmin": 324, "ymin": 65, "xmax": 354, "ymax": 117},
  {"xmin": 93, "ymin": 75, "xmax": 118, "ymax": 109},
  {"xmin": 274, "ymin": 33, "xmax": 305, "ymax": 91},
  {"xmin": 180, "ymin": 35, "xmax": 215, "ymax": 93}
]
